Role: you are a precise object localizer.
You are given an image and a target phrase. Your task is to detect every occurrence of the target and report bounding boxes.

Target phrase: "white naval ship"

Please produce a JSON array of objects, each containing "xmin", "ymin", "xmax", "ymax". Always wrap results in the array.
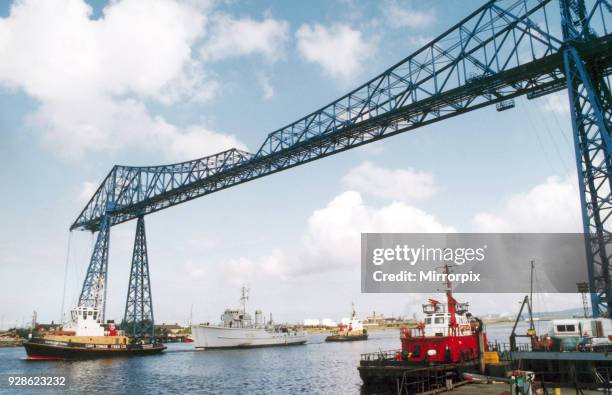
[{"xmin": 192, "ymin": 287, "xmax": 307, "ymax": 349}]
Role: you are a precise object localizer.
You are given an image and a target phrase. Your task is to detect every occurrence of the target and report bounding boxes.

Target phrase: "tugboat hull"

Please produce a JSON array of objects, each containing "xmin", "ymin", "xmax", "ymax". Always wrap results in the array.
[
  {"xmin": 24, "ymin": 339, "xmax": 166, "ymax": 360},
  {"xmin": 359, "ymin": 360, "xmax": 477, "ymax": 393}
]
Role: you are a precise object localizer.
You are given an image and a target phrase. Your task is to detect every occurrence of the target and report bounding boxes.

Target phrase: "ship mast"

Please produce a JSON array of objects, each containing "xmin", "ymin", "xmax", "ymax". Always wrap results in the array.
[
  {"xmin": 443, "ymin": 265, "xmax": 458, "ymax": 334},
  {"xmin": 240, "ymin": 285, "xmax": 249, "ymax": 314}
]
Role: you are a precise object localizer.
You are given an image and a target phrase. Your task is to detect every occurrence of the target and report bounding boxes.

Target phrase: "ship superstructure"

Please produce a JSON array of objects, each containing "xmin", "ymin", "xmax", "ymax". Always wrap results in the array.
[{"xmin": 395, "ymin": 266, "xmax": 486, "ymax": 364}]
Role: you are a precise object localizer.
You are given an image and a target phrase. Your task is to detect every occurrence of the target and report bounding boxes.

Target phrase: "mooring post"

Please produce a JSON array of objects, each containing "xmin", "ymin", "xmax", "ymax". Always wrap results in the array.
[{"xmin": 477, "ymin": 331, "xmax": 486, "ymax": 373}]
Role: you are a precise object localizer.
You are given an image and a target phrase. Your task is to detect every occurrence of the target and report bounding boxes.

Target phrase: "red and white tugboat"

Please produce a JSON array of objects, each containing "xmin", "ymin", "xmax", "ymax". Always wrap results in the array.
[
  {"xmin": 23, "ymin": 306, "xmax": 165, "ymax": 360},
  {"xmin": 359, "ymin": 266, "xmax": 487, "ymax": 392},
  {"xmin": 325, "ymin": 303, "xmax": 368, "ymax": 342}
]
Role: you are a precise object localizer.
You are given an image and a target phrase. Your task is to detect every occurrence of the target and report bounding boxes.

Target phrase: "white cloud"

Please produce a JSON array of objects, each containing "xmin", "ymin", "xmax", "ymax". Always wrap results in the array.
[
  {"xmin": 213, "ymin": 177, "xmax": 585, "ymax": 318},
  {"xmin": 185, "ymin": 260, "xmax": 207, "ymax": 279},
  {"xmin": 218, "ymin": 163, "xmax": 448, "ymax": 282},
  {"xmin": 296, "ymin": 23, "xmax": 373, "ymax": 81},
  {"xmin": 0, "ymin": 0, "xmax": 246, "ymax": 161},
  {"xmin": 77, "ymin": 181, "xmax": 98, "ymax": 203},
  {"xmin": 257, "ymin": 73, "xmax": 274, "ymax": 100},
  {"xmin": 541, "ymin": 92, "xmax": 570, "ymax": 115},
  {"xmin": 221, "ymin": 190, "xmax": 454, "ymax": 284},
  {"xmin": 407, "ymin": 35, "xmax": 433, "ymax": 47},
  {"xmin": 381, "ymin": 0, "xmax": 436, "ymax": 29},
  {"xmin": 342, "ymin": 161, "xmax": 436, "ymax": 202},
  {"xmin": 200, "ymin": 14, "xmax": 289, "ymax": 62},
  {"xmin": 0, "ymin": 0, "xmax": 206, "ymax": 102},
  {"xmin": 473, "ymin": 176, "xmax": 582, "ymax": 232},
  {"xmin": 336, "ymin": 0, "xmax": 365, "ymax": 21},
  {"xmin": 224, "ymin": 250, "xmax": 288, "ymax": 285},
  {"xmin": 29, "ymin": 95, "xmax": 246, "ymax": 160},
  {"xmin": 300, "ymin": 191, "xmax": 454, "ymax": 274},
  {"xmin": 219, "ymin": 172, "xmax": 583, "ymax": 285},
  {"xmin": 156, "ymin": 59, "xmax": 220, "ymax": 105},
  {"xmin": 360, "ymin": 143, "xmax": 384, "ymax": 156},
  {"xmin": 165, "ymin": 125, "xmax": 247, "ymax": 160}
]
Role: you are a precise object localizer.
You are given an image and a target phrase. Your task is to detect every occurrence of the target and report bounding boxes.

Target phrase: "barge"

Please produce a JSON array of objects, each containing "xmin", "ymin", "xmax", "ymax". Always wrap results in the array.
[{"xmin": 488, "ymin": 314, "xmax": 612, "ymax": 389}]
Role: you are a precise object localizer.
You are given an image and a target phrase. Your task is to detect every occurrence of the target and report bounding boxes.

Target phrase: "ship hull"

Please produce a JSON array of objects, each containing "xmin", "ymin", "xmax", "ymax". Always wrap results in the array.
[
  {"xmin": 401, "ymin": 333, "xmax": 484, "ymax": 364},
  {"xmin": 325, "ymin": 334, "xmax": 368, "ymax": 342},
  {"xmin": 24, "ymin": 339, "xmax": 166, "ymax": 359},
  {"xmin": 358, "ymin": 360, "xmax": 476, "ymax": 393},
  {"xmin": 192, "ymin": 325, "xmax": 307, "ymax": 349}
]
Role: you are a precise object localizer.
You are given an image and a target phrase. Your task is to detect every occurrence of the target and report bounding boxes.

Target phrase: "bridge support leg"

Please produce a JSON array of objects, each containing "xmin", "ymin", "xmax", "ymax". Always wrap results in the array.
[
  {"xmin": 123, "ymin": 216, "xmax": 155, "ymax": 340},
  {"xmin": 563, "ymin": 45, "xmax": 612, "ymax": 317},
  {"xmin": 77, "ymin": 215, "xmax": 111, "ymax": 322}
]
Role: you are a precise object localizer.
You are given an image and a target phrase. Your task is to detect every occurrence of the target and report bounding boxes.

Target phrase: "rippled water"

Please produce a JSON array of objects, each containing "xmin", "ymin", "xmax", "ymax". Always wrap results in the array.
[{"xmin": 0, "ymin": 323, "xmax": 536, "ymax": 394}]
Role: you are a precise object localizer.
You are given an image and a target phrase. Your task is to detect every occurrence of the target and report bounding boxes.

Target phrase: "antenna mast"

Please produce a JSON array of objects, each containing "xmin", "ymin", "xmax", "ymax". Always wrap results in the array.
[{"xmin": 240, "ymin": 286, "xmax": 249, "ymax": 314}]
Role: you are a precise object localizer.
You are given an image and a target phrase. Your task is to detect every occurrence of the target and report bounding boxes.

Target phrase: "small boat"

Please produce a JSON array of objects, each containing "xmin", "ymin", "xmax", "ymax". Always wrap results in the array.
[
  {"xmin": 192, "ymin": 286, "xmax": 307, "ymax": 349},
  {"xmin": 325, "ymin": 332, "xmax": 368, "ymax": 342},
  {"xmin": 23, "ymin": 306, "xmax": 165, "ymax": 360},
  {"xmin": 325, "ymin": 303, "xmax": 368, "ymax": 342}
]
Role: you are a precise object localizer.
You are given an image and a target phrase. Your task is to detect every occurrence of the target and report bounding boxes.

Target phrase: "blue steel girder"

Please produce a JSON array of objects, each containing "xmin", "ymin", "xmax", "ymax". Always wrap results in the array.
[
  {"xmin": 123, "ymin": 216, "xmax": 155, "ymax": 339},
  {"xmin": 562, "ymin": 0, "xmax": 612, "ymax": 317},
  {"xmin": 71, "ymin": 46, "xmax": 611, "ymax": 232},
  {"xmin": 70, "ymin": 0, "xmax": 612, "ymax": 232},
  {"xmin": 72, "ymin": 148, "xmax": 253, "ymax": 231}
]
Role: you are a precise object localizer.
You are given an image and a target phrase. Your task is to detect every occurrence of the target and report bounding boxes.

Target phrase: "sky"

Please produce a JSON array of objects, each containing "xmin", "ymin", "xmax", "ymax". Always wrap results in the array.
[{"xmin": 0, "ymin": 0, "xmax": 588, "ymax": 329}]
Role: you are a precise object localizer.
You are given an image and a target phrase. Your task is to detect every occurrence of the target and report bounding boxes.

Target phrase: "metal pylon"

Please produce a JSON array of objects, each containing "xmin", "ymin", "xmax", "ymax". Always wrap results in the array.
[
  {"xmin": 561, "ymin": 0, "xmax": 612, "ymax": 317},
  {"xmin": 77, "ymin": 214, "xmax": 111, "ymax": 322},
  {"xmin": 123, "ymin": 216, "xmax": 155, "ymax": 339}
]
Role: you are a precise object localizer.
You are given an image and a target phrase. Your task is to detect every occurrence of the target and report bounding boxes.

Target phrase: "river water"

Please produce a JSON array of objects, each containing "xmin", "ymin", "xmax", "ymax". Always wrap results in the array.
[{"xmin": 0, "ymin": 322, "xmax": 541, "ymax": 394}]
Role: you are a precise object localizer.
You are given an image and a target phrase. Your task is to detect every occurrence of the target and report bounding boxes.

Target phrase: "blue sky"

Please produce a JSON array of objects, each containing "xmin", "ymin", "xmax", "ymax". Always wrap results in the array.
[{"xmin": 0, "ymin": 0, "xmax": 585, "ymax": 328}]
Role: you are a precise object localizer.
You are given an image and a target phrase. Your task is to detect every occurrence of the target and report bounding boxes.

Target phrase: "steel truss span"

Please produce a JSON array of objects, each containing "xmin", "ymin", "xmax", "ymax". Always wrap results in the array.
[{"xmin": 71, "ymin": 0, "xmax": 612, "ymax": 320}]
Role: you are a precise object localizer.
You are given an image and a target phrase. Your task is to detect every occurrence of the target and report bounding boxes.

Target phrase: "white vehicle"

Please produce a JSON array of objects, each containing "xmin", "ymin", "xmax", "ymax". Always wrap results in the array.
[{"xmin": 192, "ymin": 287, "xmax": 307, "ymax": 350}]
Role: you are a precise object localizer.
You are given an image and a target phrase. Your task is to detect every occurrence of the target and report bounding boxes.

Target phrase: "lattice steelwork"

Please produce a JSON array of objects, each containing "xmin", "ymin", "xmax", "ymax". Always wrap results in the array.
[
  {"xmin": 561, "ymin": 0, "xmax": 612, "ymax": 316},
  {"xmin": 123, "ymin": 217, "xmax": 155, "ymax": 339},
  {"xmin": 77, "ymin": 215, "xmax": 111, "ymax": 322},
  {"xmin": 70, "ymin": 0, "xmax": 611, "ymax": 319}
]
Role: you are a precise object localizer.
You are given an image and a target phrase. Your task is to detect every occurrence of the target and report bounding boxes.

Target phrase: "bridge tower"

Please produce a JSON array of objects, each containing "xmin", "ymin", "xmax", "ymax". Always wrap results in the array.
[
  {"xmin": 561, "ymin": 0, "xmax": 612, "ymax": 317},
  {"xmin": 77, "ymin": 215, "xmax": 111, "ymax": 322},
  {"xmin": 123, "ymin": 216, "xmax": 155, "ymax": 339}
]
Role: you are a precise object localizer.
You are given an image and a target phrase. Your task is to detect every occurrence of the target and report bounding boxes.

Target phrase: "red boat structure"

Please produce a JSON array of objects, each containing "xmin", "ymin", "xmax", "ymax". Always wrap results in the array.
[
  {"xmin": 359, "ymin": 266, "xmax": 487, "ymax": 392},
  {"xmin": 397, "ymin": 295, "xmax": 485, "ymax": 365}
]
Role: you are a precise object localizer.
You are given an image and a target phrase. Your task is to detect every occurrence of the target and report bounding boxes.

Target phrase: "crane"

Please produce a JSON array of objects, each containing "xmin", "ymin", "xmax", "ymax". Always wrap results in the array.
[{"xmin": 68, "ymin": 0, "xmax": 612, "ymax": 338}]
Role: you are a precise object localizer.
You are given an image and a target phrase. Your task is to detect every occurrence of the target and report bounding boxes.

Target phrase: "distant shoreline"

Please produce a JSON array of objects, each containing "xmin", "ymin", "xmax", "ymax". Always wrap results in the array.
[
  {"xmin": 302, "ymin": 324, "xmax": 410, "ymax": 333},
  {"xmin": 301, "ymin": 319, "xmax": 525, "ymax": 333}
]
